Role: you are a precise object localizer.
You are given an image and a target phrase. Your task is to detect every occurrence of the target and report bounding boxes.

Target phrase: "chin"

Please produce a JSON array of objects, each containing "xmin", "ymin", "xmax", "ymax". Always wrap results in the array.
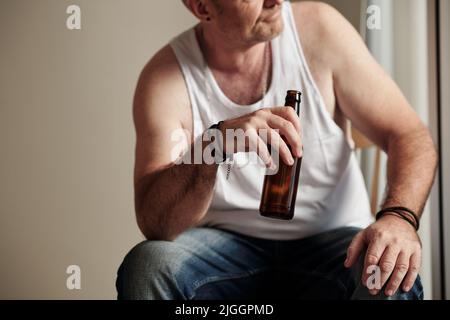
[{"xmin": 254, "ymin": 18, "xmax": 284, "ymax": 42}]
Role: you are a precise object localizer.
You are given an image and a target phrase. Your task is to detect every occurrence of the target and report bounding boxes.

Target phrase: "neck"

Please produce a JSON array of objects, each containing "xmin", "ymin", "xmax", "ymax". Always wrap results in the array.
[{"xmin": 196, "ymin": 25, "xmax": 269, "ymax": 74}]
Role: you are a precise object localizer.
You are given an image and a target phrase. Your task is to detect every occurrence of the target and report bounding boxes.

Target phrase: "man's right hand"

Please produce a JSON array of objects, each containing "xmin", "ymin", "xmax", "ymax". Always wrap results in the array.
[{"xmin": 219, "ymin": 107, "xmax": 303, "ymax": 167}]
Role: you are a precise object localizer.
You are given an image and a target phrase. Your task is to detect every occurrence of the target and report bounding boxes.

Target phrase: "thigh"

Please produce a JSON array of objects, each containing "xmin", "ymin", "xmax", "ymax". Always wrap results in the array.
[
  {"xmin": 173, "ymin": 227, "xmax": 276, "ymax": 299},
  {"xmin": 279, "ymin": 227, "xmax": 424, "ymax": 300},
  {"xmin": 280, "ymin": 227, "xmax": 362, "ymax": 299},
  {"xmin": 117, "ymin": 227, "xmax": 275, "ymax": 300}
]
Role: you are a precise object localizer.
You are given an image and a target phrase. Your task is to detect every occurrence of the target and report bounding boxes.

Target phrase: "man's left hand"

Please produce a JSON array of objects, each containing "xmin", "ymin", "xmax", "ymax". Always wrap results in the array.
[{"xmin": 344, "ymin": 215, "xmax": 422, "ymax": 296}]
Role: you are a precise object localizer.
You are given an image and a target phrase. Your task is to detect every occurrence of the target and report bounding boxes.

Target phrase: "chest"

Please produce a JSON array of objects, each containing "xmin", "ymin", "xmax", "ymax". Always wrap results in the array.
[
  {"xmin": 211, "ymin": 67, "xmax": 271, "ymax": 106},
  {"xmin": 212, "ymin": 58, "xmax": 337, "ymax": 120},
  {"xmin": 207, "ymin": 52, "xmax": 350, "ymax": 138}
]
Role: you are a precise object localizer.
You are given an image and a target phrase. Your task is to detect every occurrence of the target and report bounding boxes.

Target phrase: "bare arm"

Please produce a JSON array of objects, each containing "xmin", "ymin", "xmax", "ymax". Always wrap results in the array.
[
  {"xmin": 133, "ymin": 46, "xmax": 218, "ymax": 241},
  {"xmin": 326, "ymin": 11, "xmax": 438, "ymax": 217},
  {"xmin": 135, "ymin": 161, "xmax": 218, "ymax": 241},
  {"xmin": 298, "ymin": 2, "xmax": 438, "ymax": 296}
]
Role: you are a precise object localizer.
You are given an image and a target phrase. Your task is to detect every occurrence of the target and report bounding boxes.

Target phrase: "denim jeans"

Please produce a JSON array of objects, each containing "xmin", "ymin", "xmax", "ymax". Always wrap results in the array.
[{"xmin": 116, "ymin": 226, "xmax": 423, "ymax": 300}]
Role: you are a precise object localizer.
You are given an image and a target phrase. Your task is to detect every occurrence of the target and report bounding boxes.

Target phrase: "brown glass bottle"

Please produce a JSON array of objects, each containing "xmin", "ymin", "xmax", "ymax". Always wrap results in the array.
[{"xmin": 259, "ymin": 90, "xmax": 302, "ymax": 220}]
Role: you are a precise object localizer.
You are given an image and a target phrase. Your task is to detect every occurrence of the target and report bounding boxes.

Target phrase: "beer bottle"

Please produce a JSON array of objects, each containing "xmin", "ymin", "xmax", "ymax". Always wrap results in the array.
[{"xmin": 259, "ymin": 90, "xmax": 302, "ymax": 220}]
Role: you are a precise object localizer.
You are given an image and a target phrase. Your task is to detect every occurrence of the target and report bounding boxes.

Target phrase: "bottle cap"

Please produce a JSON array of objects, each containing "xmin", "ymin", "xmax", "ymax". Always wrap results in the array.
[{"xmin": 286, "ymin": 90, "xmax": 302, "ymax": 103}]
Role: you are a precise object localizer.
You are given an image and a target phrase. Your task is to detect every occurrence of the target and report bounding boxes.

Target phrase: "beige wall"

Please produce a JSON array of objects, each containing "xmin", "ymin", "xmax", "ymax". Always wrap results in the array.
[
  {"xmin": 0, "ymin": 1, "xmax": 360, "ymax": 299},
  {"xmin": 0, "ymin": 0, "xmax": 196, "ymax": 299}
]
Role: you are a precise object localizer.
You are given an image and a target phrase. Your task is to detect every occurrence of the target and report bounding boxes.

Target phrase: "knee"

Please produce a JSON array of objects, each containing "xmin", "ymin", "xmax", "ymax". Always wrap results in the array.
[
  {"xmin": 121, "ymin": 240, "xmax": 181, "ymax": 272},
  {"xmin": 352, "ymin": 275, "xmax": 424, "ymax": 300},
  {"xmin": 116, "ymin": 240, "xmax": 183, "ymax": 300},
  {"xmin": 351, "ymin": 253, "xmax": 424, "ymax": 300}
]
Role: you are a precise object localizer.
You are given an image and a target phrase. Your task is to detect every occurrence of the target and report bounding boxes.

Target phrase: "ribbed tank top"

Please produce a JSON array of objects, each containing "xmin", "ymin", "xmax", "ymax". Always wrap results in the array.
[{"xmin": 170, "ymin": 1, "xmax": 373, "ymax": 240}]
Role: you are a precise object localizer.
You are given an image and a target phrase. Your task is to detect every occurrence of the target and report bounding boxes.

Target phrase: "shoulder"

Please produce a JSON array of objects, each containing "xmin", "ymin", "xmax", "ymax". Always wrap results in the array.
[
  {"xmin": 290, "ymin": 1, "xmax": 348, "ymax": 33},
  {"xmin": 134, "ymin": 44, "xmax": 191, "ymax": 131},
  {"xmin": 137, "ymin": 44, "xmax": 185, "ymax": 96},
  {"xmin": 290, "ymin": 1, "xmax": 366, "ymax": 72}
]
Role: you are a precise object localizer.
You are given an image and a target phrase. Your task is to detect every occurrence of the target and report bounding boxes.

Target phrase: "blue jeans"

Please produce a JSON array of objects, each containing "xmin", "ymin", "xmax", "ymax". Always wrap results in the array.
[{"xmin": 116, "ymin": 227, "xmax": 423, "ymax": 300}]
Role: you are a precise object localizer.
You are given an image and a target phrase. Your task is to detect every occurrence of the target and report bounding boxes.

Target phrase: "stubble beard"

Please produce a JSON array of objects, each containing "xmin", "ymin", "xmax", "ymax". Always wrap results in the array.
[{"xmin": 251, "ymin": 18, "xmax": 284, "ymax": 44}]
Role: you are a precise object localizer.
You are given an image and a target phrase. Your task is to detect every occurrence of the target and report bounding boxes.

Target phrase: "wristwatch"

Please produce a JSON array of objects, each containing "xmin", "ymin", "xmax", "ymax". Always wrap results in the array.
[{"xmin": 207, "ymin": 121, "xmax": 233, "ymax": 164}]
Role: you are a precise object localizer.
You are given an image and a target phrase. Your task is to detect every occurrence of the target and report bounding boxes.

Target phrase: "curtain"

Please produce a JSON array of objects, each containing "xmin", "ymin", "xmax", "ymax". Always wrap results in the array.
[{"xmin": 359, "ymin": 0, "xmax": 433, "ymax": 299}]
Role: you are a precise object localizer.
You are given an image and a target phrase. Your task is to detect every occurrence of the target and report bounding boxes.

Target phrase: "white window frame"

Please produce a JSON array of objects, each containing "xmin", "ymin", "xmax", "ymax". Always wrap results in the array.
[
  {"xmin": 438, "ymin": 0, "xmax": 450, "ymax": 301},
  {"xmin": 428, "ymin": 0, "xmax": 450, "ymax": 300}
]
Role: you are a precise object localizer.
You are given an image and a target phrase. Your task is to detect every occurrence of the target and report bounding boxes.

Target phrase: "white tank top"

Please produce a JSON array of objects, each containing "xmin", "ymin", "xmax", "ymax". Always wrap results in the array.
[{"xmin": 170, "ymin": 2, "xmax": 373, "ymax": 240}]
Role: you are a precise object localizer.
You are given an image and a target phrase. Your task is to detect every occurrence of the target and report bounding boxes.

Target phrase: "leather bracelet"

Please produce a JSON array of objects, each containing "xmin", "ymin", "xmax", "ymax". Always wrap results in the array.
[
  {"xmin": 387, "ymin": 206, "xmax": 420, "ymax": 230},
  {"xmin": 376, "ymin": 206, "xmax": 420, "ymax": 231},
  {"xmin": 378, "ymin": 211, "xmax": 418, "ymax": 231}
]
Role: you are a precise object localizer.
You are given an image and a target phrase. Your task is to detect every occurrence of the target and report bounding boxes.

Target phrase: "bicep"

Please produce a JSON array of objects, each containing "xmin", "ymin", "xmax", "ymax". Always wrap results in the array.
[
  {"xmin": 133, "ymin": 51, "xmax": 192, "ymax": 184},
  {"xmin": 134, "ymin": 110, "xmax": 186, "ymax": 185}
]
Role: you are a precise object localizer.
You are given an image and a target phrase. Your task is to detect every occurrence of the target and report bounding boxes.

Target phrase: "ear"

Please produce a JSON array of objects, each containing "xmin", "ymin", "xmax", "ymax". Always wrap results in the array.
[{"xmin": 186, "ymin": 0, "xmax": 213, "ymax": 22}]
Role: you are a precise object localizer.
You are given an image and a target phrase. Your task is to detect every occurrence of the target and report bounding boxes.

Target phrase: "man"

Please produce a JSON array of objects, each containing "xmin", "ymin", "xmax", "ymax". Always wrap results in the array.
[{"xmin": 116, "ymin": 0, "xmax": 438, "ymax": 300}]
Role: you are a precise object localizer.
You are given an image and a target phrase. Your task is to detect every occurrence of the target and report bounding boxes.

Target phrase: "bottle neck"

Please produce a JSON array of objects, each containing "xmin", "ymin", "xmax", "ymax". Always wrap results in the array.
[{"xmin": 285, "ymin": 98, "xmax": 301, "ymax": 116}]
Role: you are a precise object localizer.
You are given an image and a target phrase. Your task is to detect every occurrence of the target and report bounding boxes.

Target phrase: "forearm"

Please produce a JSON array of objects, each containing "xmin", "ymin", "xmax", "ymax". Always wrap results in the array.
[
  {"xmin": 135, "ymin": 152, "xmax": 219, "ymax": 241},
  {"xmin": 382, "ymin": 129, "xmax": 438, "ymax": 218}
]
